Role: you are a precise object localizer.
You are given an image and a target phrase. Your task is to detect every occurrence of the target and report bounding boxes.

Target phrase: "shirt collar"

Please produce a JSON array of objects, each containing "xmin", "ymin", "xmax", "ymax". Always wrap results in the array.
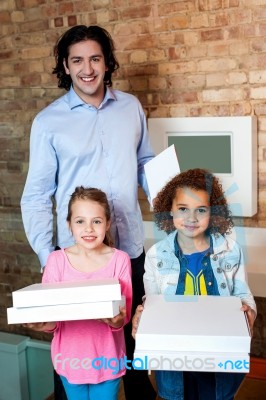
[
  {"xmin": 173, "ymin": 231, "xmax": 213, "ymax": 258},
  {"xmin": 67, "ymin": 86, "xmax": 116, "ymax": 110}
]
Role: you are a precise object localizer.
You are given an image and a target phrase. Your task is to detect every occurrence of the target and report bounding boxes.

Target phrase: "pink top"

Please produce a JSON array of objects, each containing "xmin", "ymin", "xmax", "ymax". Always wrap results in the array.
[{"xmin": 42, "ymin": 248, "xmax": 132, "ymax": 384}]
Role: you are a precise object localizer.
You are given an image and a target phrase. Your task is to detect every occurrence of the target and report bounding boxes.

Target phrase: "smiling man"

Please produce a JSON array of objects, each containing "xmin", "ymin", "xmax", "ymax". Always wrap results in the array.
[{"xmin": 21, "ymin": 25, "xmax": 155, "ymax": 400}]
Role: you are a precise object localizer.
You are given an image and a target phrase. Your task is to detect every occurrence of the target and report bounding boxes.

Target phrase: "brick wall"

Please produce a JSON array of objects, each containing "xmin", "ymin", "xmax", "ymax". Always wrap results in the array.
[{"xmin": 0, "ymin": 0, "xmax": 266, "ymax": 350}]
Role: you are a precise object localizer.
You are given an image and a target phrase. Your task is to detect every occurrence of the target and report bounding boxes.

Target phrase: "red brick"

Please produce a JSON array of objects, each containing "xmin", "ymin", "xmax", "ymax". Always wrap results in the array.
[
  {"xmin": 121, "ymin": 5, "xmax": 152, "ymax": 20},
  {"xmin": 201, "ymin": 29, "xmax": 224, "ymax": 41},
  {"xmin": 21, "ymin": 73, "xmax": 42, "ymax": 86},
  {"xmin": 20, "ymin": 19, "xmax": 49, "ymax": 33},
  {"xmin": 58, "ymin": 2, "xmax": 74, "ymax": 15},
  {"xmin": 68, "ymin": 15, "xmax": 77, "ymax": 26},
  {"xmin": 158, "ymin": 1, "xmax": 196, "ymax": 14},
  {"xmin": 0, "ymin": 11, "xmax": 11, "ymax": 24},
  {"xmin": 199, "ymin": 0, "xmax": 223, "ymax": 11},
  {"xmin": 54, "ymin": 17, "xmax": 63, "ymax": 27}
]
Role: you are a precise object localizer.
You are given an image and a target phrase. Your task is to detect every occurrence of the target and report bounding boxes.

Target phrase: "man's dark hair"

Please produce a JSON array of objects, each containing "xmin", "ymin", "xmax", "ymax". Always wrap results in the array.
[{"xmin": 53, "ymin": 25, "xmax": 119, "ymax": 90}]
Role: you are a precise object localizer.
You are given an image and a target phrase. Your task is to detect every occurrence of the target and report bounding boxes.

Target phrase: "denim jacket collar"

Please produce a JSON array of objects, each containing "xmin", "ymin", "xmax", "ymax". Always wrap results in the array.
[{"xmin": 164, "ymin": 230, "xmax": 228, "ymax": 257}]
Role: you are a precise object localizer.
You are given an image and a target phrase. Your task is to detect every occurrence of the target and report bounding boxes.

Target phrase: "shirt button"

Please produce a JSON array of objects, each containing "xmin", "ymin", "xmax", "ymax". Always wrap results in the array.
[
  {"xmin": 208, "ymin": 282, "xmax": 212, "ymax": 286},
  {"xmin": 225, "ymin": 263, "xmax": 231, "ymax": 270},
  {"xmin": 217, "ymin": 267, "xmax": 222, "ymax": 273},
  {"xmin": 212, "ymin": 255, "xmax": 218, "ymax": 261},
  {"xmin": 157, "ymin": 261, "xmax": 163, "ymax": 268},
  {"xmin": 220, "ymin": 283, "xmax": 226, "ymax": 289},
  {"xmin": 203, "ymin": 262, "xmax": 208, "ymax": 266}
]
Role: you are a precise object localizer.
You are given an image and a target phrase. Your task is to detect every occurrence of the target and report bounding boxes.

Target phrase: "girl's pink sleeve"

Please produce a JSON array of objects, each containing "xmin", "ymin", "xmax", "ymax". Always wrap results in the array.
[
  {"xmin": 42, "ymin": 251, "xmax": 62, "ymax": 284},
  {"xmin": 41, "ymin": 252, "xmax": 62, "ymax": 332},
  {"xmin": 117, "ymin": 252, "xmax": 132, "ymax": 325}
]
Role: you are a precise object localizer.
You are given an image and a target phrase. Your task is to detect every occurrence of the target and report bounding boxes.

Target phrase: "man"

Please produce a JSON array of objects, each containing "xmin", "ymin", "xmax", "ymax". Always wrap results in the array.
[{"xmin": 21, "ymin": 25, "xmax": 156, "ymax": 400}]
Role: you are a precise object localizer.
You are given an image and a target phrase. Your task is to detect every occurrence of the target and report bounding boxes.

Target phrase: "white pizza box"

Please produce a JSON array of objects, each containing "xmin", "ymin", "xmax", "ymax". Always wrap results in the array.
[
  {"xmin": 134, "ymin": 295, "xmax": 251, "ymax": 355},
  {"xmin": 7, "ymin": 296, "xmax": 125, "ymax": 324},
  {"xmin": 12, "ymin": 278, "xmax": 121, "ymax": 308},
  {"xmin": 133, "ymin": 350, "xmax": 250, "ymax": 373},
  {"xmin": 144, "ymin": 144, "xmax": 180, "ymax": 202}
]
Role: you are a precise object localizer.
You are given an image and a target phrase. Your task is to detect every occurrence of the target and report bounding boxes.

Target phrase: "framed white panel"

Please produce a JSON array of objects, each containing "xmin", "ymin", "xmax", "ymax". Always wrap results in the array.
[{"xmin": 148, "ymin": 117, "xmax": 257, "ymax": 217}]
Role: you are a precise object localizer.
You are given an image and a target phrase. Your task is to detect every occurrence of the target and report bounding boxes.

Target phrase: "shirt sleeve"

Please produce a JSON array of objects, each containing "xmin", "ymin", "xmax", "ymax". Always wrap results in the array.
[
  {"xmin": 136, "ymin": 104, "xmax": 155, "ymax": 201},
  {"xmin": 21, "ymin": 116, "xmax": 58, "ymax": 268}
]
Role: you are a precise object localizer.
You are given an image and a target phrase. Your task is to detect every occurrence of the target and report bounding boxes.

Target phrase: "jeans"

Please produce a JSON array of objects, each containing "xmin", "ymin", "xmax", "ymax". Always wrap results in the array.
[
  {"xmin": 155, "ymin": 370, "xmax": 245, "ymax": 400},
  {"xmin": 60, "ymin": 375, "xmax": 120, "ymax": 400}
]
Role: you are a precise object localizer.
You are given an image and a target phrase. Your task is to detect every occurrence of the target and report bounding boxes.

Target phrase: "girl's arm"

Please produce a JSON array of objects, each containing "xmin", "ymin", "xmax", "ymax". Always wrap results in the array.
[
  {"xmin": 232, "ymin": 244, "xmax": 257, "ymax": 312},
  {"xmin": 23, "ymin": 322, "xmax": 56, "ymax": 332},
  {"xmin": 23, "ymin": 252, "xmax": 62, "ymax": 333},
  {"xmin": 101, "ymin": 251, "xmax": 132, "ymax": 329},
  {"xmin": 101, "ymin": 306, "xmax": 127, "ymax": 329},
  {"xmin": 241, "ymin": 304, "xmax": 256, "ymax": 336},
  {"xmin": 132, "ymin": 304, "xmax": 144, "ymax": 339},
  {"xmin": 230, "ymin": 241, "xmax": 257, "ymax": 334}
]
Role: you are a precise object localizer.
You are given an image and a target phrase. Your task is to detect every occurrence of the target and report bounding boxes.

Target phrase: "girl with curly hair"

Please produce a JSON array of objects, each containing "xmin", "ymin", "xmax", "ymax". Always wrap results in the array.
[{"xmin": 133, "ymin": 168, "xmax": 256, "ymax": 400}]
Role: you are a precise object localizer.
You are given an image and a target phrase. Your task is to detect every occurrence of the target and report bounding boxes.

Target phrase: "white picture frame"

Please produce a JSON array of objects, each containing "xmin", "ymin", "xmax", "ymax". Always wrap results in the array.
[{"xmin": 148, "ymin": 116, "xmax": 257, "ymax": 217}]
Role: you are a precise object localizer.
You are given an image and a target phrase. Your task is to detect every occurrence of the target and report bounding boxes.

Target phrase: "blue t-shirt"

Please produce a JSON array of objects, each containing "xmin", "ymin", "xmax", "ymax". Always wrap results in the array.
[{"xmin": 183, "ymin": 249, "xmax": 210, "ymax": 295}]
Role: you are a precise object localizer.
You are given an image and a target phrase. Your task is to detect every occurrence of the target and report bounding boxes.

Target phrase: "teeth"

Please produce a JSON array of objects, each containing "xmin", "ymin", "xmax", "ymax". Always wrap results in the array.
[{"xmin": 81, "ymin": 77, "xmax": 94, "ymax": 82}]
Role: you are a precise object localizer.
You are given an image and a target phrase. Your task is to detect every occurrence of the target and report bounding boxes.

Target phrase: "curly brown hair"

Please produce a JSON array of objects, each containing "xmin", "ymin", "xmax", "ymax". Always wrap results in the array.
[
  {"xmin": 153, "ymin": 168, "xmax": 233, "ymax": 235},
  {"xmin": 67, "ymin": 186, "xmax": 113, "ymax": 247}
]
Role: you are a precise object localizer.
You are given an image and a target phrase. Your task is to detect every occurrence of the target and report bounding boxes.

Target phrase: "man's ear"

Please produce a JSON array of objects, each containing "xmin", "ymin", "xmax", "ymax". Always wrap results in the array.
[{"xmin": 63, "ymin": 59, "xmax": 70, "ymax": 75}]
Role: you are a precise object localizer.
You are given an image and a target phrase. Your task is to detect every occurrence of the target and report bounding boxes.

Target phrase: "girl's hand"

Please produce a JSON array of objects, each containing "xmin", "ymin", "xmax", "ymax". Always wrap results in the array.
[
  {"xmin": 241, "ymin": 303, "xmax": 256, "ymax": 336},
  {"xmin": 100, "ymin": 306, "xmax": 126, "ymax": 329},
  {"xmin": 22, "ymin": 322, "xmax": 56, "ymax": 332},
  {"xmin": 132, "ymin": 304, "xmax": 144, "ymax": 339}
]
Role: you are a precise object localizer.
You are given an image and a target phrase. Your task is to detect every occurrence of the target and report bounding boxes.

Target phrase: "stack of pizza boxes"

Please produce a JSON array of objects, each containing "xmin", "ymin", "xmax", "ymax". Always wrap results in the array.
[{"xmin": 7, "ymin": 279, "xmax": 123, "ymax": 324}]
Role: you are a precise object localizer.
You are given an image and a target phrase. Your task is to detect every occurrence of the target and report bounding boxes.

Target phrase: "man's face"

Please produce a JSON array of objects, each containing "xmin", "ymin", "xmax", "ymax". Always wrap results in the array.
[{"xmin": 63, "ymin": 39, "xmax": 108, "ymax": 107}]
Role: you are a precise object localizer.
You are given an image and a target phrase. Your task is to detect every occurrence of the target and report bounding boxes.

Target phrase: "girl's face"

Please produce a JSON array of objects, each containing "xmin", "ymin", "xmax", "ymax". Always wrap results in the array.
[
  {"xmin": 171, "ymin": 187, "xmax": 210, "ymax": 241},
  {"xmin": 69, "ymin": 199, "xmax": 110, "ymax": 251}
]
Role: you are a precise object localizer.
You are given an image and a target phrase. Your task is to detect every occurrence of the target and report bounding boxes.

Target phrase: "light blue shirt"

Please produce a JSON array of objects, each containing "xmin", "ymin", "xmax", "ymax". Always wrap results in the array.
[{"xmin": 21, "ymin": 86, "xmax": 154, "ymax": 267}]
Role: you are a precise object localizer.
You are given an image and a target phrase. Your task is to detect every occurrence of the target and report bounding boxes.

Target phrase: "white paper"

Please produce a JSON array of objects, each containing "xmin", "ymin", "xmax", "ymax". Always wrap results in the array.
[{"xmin": 144, "ymin": 145, "xmax": 180, "ymax": 201}]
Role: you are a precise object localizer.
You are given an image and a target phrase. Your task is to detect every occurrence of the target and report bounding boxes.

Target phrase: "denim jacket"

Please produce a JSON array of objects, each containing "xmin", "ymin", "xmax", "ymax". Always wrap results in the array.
[
  {"xmin": 144, "ymin": 230, "xmax": 256, "ymax": 310},
  {"xmin": 143, "ymin": 231, "xmax": 256, "ymax": 400}
]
